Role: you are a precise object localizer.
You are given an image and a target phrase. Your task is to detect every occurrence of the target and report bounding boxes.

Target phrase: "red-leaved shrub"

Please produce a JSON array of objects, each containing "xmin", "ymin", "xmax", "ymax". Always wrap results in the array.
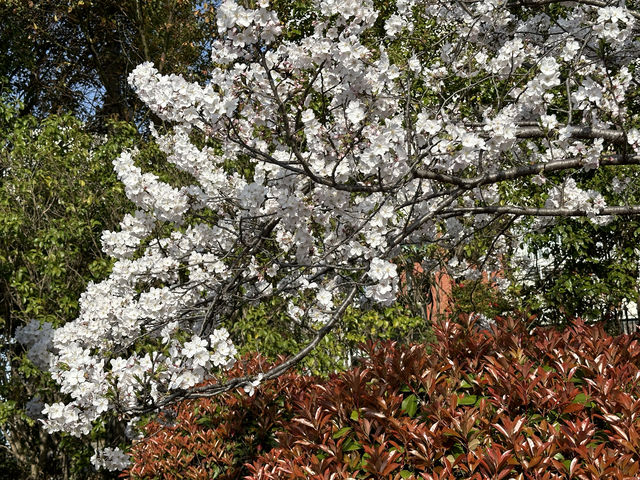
[
  {"xmin": 125, "ymin": 354, "xmax": 312, "ymax": 480},
  {"xmin": 127, "ymin": 316, "xmax": 640, "ymax": 479}
]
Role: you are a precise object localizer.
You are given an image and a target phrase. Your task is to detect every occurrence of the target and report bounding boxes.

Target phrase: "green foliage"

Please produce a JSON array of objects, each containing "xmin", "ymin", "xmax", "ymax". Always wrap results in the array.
[
  {"xmin": 0, "ymin": 111, "xmax": 134, "ymax": 330},
  {"xmin": 511, "ymin": 165, "xmax": 640, "ymax": 329},
  {"xmin": 269, "ymin": 0, "xmax": 315, "ymax": 40},
  {"xmin": 450, "ymin": 278, "xmax": 513, "ymax": 319},
  {"xmin": 227, "ymin": 298, "xmax": 433, "ymax": 376},
  {"xmin": 517, "ymin": 217, "xmax": 640, "ymax": 327},
  {"xmin": 0, "ymin": 104, "xmax": 146, "ymax": 479}
]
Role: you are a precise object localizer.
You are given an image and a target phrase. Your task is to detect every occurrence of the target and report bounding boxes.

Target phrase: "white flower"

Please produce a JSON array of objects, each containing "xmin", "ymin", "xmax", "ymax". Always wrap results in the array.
[
  {"xmin": 531, "ymin": 174, "xmax": 546, "ymax": 186},
  {"xmin": 209, "ymin": 328, "xmax": 231, "ymax": 345},
  {"xmin": 91, "ymin": 447, "xmax": 131, "ymax": 471},
  {"xmin": 460, "ymin": 132, "xmax": 484, "ymax": 149},
  {"xmin": 243, "ymin": 373, "xmax": 264, "ymax": 396},
  {"xmin": 475, "ymin": 51, "xmax": 488, "ymax": 65},
  {"xmin": 316, "ymin": 288, "xmax": 333, "ymax": 308},
  {"xmin": 416, "ymin": 114, "xmax": 441, "ymax": 135},
  {"xmin": 562, "ymin": 39, "xmax": 580, "ymax": 61},
  {"xmin": 540, "ymin": 114, "xmax": 557, "ymax": 130},
  {"xmin": 408, "ymin": 55, "xmax": 421, "ymax": 73},
  {"xmin": 595, "ymin": 7, "xmax": 634, "ymax": 43},
  {"xmin": 367, "ymin": 258, "xmax": 397, "ymax": 282},
  {"xmin": 384, "ymin": 14, "xmax": 405, "ymax": 38},
  {"xmin": 182, "ymin": 335, "xmax": 208, "ymax": 359},
  {"xmin": 539, "ymin": 57, "xmax": 558, "ymax": 77},
  {"xmin": 628, "ymin": 129, "xmax": 640, "ymax": 151},
  {"xmin": 301, "ymin": 109, "xmax": 315, "ymax": 124},
  {"xmin": 346, "ymin": 101, "xmax": 366, "ymax": 124},
  {"xmin": 42, "ymin": 403, "xmax": 65, "ymax": 420}
]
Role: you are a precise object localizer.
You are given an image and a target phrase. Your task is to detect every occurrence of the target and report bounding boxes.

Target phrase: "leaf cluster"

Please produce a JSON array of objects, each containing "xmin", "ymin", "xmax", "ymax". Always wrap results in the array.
[
  {"xmin": 227, "ymin": 298, "xmax": 432, "ymax": 376},
  {"xmin": 513, "ymin": 164, "xmax": 640, "ymax": 327},
  {"xmin": 128, "ymin": 315, "xmax": 640, "ymax": 479}
]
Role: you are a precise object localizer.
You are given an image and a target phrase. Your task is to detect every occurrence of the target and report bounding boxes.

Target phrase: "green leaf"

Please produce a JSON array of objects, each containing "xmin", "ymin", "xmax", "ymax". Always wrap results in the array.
[
  {"xmin": 333, "ymin": 426, "xmax": 352, "ymax": 439},
  {"xmin": 196, "ymin": 416, "xmax": 212, "ymax": 426},
  {"xmin": 402, "ymin": 394, "xmax": 418, "ymax": 417},
  {"xmin": 342, "ymin": 438, "xmax": 362, "ymax": 452},
  {"xmin": 457, "ymin": 395, "xmax": 478, "ymax": 406},
  {"xmin": 572, "ymin": 393, "xmax": 591, "ymax": 405}
]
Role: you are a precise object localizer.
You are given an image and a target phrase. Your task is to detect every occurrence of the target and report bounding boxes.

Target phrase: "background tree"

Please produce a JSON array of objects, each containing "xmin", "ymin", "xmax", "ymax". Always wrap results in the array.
[
  {"xmin": 511, "ymin": 164, "xmax": 640, "ymax": 329},
  {"xmin": 0, "ymin": 0, "xmax": 213, "ymax": 123},
  {"xmin": 8, "ymin": 0, "xmax": 640, "ymax": 475},
  {"xmin": 0, "ymin": 102, "xmax": 137, "ymax": 478}
]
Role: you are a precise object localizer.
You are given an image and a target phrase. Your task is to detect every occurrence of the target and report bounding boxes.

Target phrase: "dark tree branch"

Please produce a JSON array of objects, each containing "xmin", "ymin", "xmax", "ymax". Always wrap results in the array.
[{"xmin": 441, "ymin": 205, "xmax": 640, "ymax": 216}]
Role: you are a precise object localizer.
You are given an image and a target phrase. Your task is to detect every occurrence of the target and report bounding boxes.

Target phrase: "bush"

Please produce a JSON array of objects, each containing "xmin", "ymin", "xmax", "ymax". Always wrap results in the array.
[
  {"xmin": 126, "ymin": 355, "xmax": 313, "ymax": 480},
  {"xmin": 127, "ymin": 317, "xmax": 640, "ymax": 479}
]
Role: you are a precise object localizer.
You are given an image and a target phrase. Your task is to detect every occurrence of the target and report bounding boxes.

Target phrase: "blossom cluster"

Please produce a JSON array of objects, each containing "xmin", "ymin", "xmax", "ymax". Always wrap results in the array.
[
  {"xmin": 545, "ymin": 178, "xmax": 607, "ymax": 220},
  {"xmin": 16, "ymin": 0, "xmax": 640, "ymax": 471},
  {"xmin": 14, "ymin": 319, "xmax": 53, "ymax": 369},
  {"xmin": 90, "ymin": 447, "xmax": 131, "ymax": 471}
]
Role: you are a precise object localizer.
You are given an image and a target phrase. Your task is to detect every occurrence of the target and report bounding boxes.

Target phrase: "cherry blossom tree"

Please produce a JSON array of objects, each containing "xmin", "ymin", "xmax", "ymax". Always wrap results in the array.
[{"xmin": 15, "ymin": 0, "xmax": 640, "ymax": 469}]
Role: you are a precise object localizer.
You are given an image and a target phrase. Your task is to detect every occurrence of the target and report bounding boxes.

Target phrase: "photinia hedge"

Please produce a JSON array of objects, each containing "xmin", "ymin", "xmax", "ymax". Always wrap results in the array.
[
  {"xmin": 127, "ymin": 316, "xmax": 640, "ymax": 479},
  {"xmin": 124, "ymin": 354, "xmax": 312, "ymax": 480}
]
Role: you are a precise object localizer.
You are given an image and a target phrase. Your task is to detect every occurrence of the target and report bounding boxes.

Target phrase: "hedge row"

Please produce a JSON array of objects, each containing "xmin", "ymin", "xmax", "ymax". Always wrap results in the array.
[{"xmin": 126, "ymin": 316, "xmax": 640, "ymax": 479}]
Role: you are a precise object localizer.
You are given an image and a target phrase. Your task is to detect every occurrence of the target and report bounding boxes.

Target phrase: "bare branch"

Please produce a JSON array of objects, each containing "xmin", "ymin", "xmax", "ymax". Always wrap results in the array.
[
  {"xmin": 441, "ymin": 205, "xmax": 640, "ymax": 217},
  {"xmin": 514, "ymin": 125, "xmax": 626, "ymax": 143},
  {"xmin": 415, "ymin": 154, "xmax": 640, "ymax": 188}
]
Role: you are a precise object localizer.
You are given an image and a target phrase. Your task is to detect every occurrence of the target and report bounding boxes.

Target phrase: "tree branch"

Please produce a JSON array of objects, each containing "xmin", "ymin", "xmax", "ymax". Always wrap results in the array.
[{"xmin": 441, "ymin": 205, "xmax": 640, "ymax": 217}]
